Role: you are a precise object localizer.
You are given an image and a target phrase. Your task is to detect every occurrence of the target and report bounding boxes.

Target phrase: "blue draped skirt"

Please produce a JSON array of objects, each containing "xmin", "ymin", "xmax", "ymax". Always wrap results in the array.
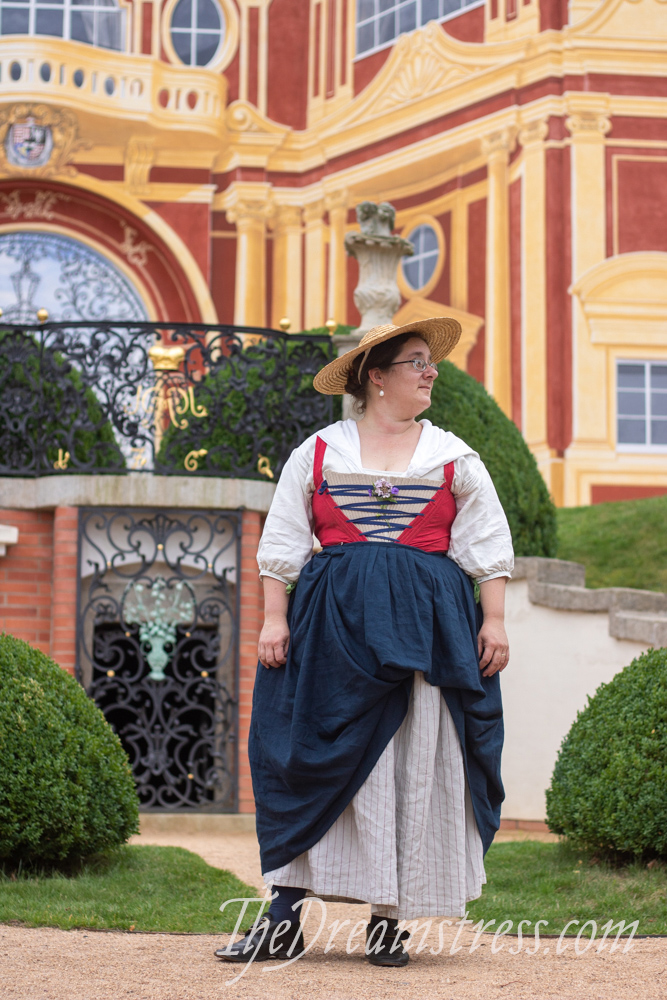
[{"xmin": 249, "ymin": 541, "xmax": 504, "ymax": 874}]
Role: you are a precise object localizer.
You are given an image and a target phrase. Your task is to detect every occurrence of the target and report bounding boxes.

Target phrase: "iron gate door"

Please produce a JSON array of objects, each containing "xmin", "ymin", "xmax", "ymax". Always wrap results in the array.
[{"xmin": 76, "ymin": 507, "xmax": 240, "ymax": 811}]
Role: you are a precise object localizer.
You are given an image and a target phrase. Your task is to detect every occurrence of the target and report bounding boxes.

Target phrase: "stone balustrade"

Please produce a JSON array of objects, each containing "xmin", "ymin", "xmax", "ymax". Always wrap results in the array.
[{"xmin": 0, "ymin": 38, "xmax": 226, "ymax": 138}]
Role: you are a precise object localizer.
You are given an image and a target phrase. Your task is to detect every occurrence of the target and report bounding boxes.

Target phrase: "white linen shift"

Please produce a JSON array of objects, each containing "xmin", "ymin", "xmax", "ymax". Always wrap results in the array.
[{"xmin": 256, "ymin": 418, "xmax": 514, "ymax": 921}]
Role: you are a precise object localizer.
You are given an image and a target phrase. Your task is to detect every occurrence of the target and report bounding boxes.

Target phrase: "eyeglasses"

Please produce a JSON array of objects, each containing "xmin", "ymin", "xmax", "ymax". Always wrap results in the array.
[{"xmin": 389, "ymin": 359, "xmax": 438, "ymax": 373}]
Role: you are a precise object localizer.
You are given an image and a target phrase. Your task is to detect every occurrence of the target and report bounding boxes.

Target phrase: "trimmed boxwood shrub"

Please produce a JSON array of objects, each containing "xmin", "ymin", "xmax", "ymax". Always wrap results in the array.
[
  {"xmin": 0, "ymin": 634, "xmax": 139, "ymax": 866},
  {"xmin": 424, "ymin": 361, "xmax": 556, "ymax": 557},
  {"xmin": 546, "ymin": 647, "xmax": 667, "ymax": 860}
]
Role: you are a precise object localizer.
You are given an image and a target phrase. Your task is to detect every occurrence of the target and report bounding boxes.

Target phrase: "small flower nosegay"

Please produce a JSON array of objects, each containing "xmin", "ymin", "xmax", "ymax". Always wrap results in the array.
[{"xmin": 368, "ymin": 478, "xmax": 399, "ymax": 503}]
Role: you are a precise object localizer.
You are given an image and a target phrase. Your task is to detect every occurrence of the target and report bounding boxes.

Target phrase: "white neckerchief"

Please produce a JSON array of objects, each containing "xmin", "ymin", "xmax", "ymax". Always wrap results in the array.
[{"xmin": 316, "ymin": 418, "xmax": 476, "ymax": 478}]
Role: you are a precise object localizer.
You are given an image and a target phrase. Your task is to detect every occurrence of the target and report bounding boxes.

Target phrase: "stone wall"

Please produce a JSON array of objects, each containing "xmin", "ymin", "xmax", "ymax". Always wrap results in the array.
[{"xmin": 502, "ymin": 557, "xmax": 666, "ymax": 823}]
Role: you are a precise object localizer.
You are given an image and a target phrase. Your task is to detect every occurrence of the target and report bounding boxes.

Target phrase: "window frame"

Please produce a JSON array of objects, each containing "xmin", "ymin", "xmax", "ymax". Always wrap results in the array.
[
  {"xmin": 354, "ymin": 0, "xmax": 485, "ymax": 62},
  {"xmin": 616, "ymin": 358, "xmax": 667, "ymax": 454},
  {"xmin": 168, "ymin": 0, "xmax": 224, "ymax": 68},
  {"xmin": 0, "ymin": 0, "xmax": 127, "ymax": 52},
  {"xmin": 397, "ymin": 215, "xmax": 445, "ymax": 301},
  {"xmin": 161, "ymin": 0, "xmax": 238, "ymax": 74}
]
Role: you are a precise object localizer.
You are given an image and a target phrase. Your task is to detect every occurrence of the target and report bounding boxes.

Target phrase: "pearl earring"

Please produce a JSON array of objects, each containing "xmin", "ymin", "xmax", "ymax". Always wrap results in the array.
[{"xmin": 379, "ymin": 389, "xmax": 384, "ymax": 397}]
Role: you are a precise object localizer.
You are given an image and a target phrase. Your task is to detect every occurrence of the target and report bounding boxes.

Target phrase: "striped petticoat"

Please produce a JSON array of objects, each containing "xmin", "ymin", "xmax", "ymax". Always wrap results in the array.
[{"xmin": 263, "ymin": 670, "xmax": 486, "ymax": 921}]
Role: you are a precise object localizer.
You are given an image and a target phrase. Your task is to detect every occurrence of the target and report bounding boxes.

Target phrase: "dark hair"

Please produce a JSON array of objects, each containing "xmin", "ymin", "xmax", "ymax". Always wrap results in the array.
[{"xmin": 343, "ymin": 332, "xmax": 428, "ymax": 413}]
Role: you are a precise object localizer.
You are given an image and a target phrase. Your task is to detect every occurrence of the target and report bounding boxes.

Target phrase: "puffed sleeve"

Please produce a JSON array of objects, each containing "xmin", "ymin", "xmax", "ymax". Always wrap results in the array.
[
  {"xmin": 447, "ymin": 453, "xmax": 514, "ymax": 583},
  {"xmin": 256, "ymin": 435, "xmax": 317, "ymax": 585}
]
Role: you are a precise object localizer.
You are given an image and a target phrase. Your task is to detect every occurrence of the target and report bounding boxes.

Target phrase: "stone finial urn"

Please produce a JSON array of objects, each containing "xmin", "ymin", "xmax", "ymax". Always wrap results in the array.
[{"xmin": 344, "ymin": 201, "xmax": 414, "ymax": 333}]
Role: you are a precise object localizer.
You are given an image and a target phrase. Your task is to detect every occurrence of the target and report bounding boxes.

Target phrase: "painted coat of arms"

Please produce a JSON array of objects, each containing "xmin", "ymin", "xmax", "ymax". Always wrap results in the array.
[{"xmin": 5, "ymin": 117, "xmax": 53, "ymax": 168}]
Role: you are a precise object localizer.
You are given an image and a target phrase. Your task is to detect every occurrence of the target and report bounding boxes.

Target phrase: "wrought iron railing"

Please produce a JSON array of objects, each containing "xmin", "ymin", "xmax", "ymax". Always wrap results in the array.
[{"xmin": 0, "ymin": 321, "xmax": 335, "ymax": 479}]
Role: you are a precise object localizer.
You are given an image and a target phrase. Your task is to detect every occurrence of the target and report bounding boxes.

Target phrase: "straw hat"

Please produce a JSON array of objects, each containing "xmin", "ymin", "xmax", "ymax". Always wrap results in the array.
[{"xmin": 312, "ymin": 317, "xmax": 461, "ymax": 395}]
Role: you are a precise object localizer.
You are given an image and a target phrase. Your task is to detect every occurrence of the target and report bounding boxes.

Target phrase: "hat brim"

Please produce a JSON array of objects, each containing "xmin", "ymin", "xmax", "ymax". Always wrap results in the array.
[{"xmin": 312, "ymin": 317, "xmax": 462, "ymax": 395}]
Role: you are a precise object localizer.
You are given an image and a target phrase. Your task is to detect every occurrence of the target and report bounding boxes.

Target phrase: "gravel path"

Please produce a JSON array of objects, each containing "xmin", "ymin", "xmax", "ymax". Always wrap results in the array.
[{"xmin": 2, "ymin": 828, "xmax": 665, "ymax": 1000}]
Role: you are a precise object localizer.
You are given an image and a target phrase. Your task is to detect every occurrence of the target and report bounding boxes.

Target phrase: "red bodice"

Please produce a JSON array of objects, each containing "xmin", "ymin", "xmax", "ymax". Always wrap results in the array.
[{"xmin": 311, "ymin": 436, "xmax": 457, "ymax": 554}]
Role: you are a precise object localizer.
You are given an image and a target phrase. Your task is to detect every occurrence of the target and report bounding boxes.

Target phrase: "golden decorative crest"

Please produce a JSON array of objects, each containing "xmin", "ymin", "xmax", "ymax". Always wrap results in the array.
[
  {"xmin": 53, "ymin": 448, "xmax": 70, "ymax": 470},
  {"xmin": 0, "ymin": 104, "xmax": 90, "ymax": 179},
  {"xmin": 148, "ymin": 344, "xmax": 186, "ymax": 371}
]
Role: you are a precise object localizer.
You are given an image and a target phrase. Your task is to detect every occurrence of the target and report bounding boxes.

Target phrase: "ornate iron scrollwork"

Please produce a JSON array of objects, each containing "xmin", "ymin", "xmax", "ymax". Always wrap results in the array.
[
  {"xmin": 77, "ymin": 508, "xmax": 240, "ymax": 812},
  {"xmin": 0, "ymin": 321, "xmax": 334, "ymax": 477}
]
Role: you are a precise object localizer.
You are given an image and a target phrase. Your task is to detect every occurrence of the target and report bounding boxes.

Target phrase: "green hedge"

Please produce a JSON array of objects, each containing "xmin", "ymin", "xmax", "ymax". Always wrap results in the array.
[
  {"xmin": 0, "ymin": 634, "xmax": 139, "ymax": 866},
  {"xmin": 0, "ymin": 331, "xmax": 124, "ymax": 471},
  {"xmin": 424, "ymin": 361, "xmax": 556, "ymax": 557},
  {"xmin": 546, "ymin": 647, "xmax": 667, "ymax": 860}
]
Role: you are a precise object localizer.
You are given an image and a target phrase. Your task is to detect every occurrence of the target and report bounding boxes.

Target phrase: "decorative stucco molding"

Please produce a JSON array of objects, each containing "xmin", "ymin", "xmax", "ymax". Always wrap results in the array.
[{"xmin": 513, "ymin": 557, "xmax": 667, "ymax": 647}]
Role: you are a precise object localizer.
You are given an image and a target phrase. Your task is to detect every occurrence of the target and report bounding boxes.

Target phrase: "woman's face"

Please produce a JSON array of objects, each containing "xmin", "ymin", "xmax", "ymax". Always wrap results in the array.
[{"xmin": 367, "ymin": 336, "xmax": 438, "ymax": 417}]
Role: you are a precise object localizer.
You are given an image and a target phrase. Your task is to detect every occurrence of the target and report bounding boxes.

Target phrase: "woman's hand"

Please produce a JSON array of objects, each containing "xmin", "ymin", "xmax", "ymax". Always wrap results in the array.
[
  {"xmin": 477, "ymin": 618, "xmax": 509, "ymax": 677},
  {"xmin": 477, "ymin": 577, "xmax": 509, "ymax": 677},
  {"xmin": 258, "ymin": 613, "xmax": 290, "ymax": 669},
  {"xmin": 258, "ymin": 577, "xmax": 291, "ymax": 668}
]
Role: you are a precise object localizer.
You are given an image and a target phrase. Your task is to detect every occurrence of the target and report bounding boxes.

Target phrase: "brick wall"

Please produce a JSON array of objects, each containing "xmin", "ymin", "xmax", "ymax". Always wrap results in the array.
[
  {"xmin": 0, "ymin": 507, "xmax": 79, "ymax": 673},
  {"xmin": 50, "ymin": 507, "xmax": 79, "ymax": 675},
  {"xmin": 0, "ymin": 510, "xmax": 54, "ymax": 656}
]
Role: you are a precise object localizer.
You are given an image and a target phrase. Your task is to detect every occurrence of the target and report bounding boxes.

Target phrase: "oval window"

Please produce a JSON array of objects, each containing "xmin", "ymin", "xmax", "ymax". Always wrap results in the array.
[
  {"xmin": 402, "ymin": 224, "xmax": 440, "ymax": 292},
  {"xmin": 170, "ymin": 0, "xmax": 225, "ymax": 67}
]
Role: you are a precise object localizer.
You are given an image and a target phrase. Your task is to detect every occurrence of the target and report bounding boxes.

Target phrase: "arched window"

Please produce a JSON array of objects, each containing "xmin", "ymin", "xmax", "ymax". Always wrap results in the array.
[
  {"xmin": 170, "ymin": 0, "xmax": 225, "ymax": 67},
  {"xmin": 0, "ymin": 231, "xmax": 148, "ymax": 323},
  {"xmin": 402, "ymin": 224, "xmax": 440, "ymax": 292},
  {"xmin": 356, "ymin": 0, "xmax": 483, "ymax": 57},
  {"xmin": 0, "ymin": 0, "xmax": 124, "ymax": 51}
]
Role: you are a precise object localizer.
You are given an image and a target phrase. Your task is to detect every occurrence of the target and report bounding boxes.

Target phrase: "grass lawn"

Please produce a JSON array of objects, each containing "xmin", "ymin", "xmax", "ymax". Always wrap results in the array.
[
  {"xmin": 1, "ymin": 841, "xmax": 665, "ymax": 937},
  {"xmin": 0, "ymin": 845, "xmax": 264, "ymax": 934},
  {"xmin": 556, "ymin": 494, "xmax": 667, "ymax": 592},
  {"xmin": 468, "ymin": 841, "xmax": 667, "ymax": 937}
]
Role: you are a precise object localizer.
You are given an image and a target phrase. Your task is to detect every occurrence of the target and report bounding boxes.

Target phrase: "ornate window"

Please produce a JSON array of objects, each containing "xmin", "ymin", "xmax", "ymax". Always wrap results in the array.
[
  {"xmin": 0, "ymin": 0, "xmax": 125, "ymax": 50},
  {"xmin": 170, "ymin": 0, "xmax": 224, "ymax": 67},
  {"xmin": 356, "ymin": 0, "xmax": 483, "ymax": 57},
  {"xmin": 0, "ymin": 231, "xmax": 148, "ymax": 324},
  {"xmin": 401, "ymin": 224, "xmax": 440, "ymax": 293},
  {"xmin": 617, "ymin": 361, "xmax": 667, "ymax": 451}
]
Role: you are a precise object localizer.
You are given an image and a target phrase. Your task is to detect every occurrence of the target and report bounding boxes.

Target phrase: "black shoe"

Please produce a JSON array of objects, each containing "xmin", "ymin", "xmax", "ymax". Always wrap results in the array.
[
  {"xmin": 214, "ymin": 913, "xmax": 305, "ymax": 963},
  {"xmin": 365, "ymin": 916, "xmax": 410, "ymax": 967}
]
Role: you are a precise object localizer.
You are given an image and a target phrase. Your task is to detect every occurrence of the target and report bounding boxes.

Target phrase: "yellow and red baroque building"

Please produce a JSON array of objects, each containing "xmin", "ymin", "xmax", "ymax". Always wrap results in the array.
[{"xmin": 0, "ymin": 0, "xmax": 666, "ymax": 505}]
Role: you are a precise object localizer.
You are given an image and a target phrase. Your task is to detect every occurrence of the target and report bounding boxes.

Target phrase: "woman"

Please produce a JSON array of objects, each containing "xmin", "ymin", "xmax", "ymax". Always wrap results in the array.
[{"xmin": 216, "ymin": 318, "xmax": 513, "ymax": 967}]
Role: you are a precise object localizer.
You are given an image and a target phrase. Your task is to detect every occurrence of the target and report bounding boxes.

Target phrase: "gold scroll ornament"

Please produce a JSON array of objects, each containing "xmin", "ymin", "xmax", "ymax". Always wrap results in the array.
[{"xmin": 257, "ymin": 454, "xmax": 274, "ymax": 479}]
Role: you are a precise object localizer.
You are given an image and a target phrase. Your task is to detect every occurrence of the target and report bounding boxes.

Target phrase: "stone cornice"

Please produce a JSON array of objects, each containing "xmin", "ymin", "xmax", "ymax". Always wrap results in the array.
[{"xmin": 0, "ymin": 476, "xmax": 276, "ymax": 514}]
